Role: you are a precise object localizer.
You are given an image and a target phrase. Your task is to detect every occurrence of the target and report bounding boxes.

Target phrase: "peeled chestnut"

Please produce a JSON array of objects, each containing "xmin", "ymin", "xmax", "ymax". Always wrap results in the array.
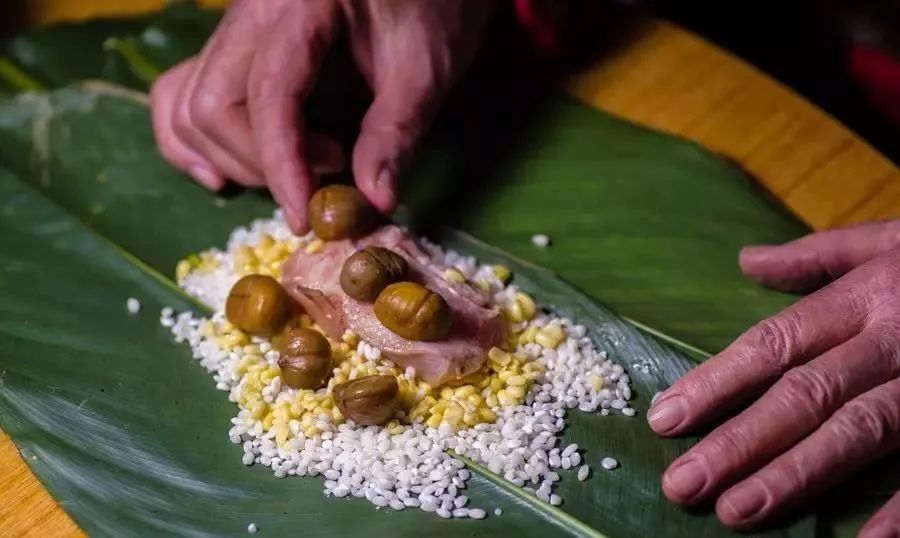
[
  {"xmin": 274, "ymin": 328, "xmax": 332, "ymax": 390},
  {"xmin": 332, "ymin": 375, "xmax": 400, "ymax": 426},
  {"xmin": 308, "ymin": 185, "xmax": 377, "ymax": 240},
  {"xmin": 340, "ymin": 246, "xmax": 408, "ymax": 302},
  {"xmin": 373, "ymin": 282, "xmax": 452, "ymax": 341},
  {"xmin": 225, "ymin": 274, "xmax": 291, "ymax": 335}
]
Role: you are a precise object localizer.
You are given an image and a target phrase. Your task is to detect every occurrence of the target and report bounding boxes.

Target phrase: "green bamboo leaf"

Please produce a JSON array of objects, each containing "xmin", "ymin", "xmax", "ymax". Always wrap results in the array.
[
  {"xmin": 2, "ymin": 18, "xmax": 146, "ymax": 89},
  {"xmin": 0, "ymin": 168, "xmax": 588, "ymax": 537},
  {"xmin": 0, "ymin": 84, "xmax": 818, "ymax": 537},
  {"xmin": 2, "ymin": 2, "xmax": 896, "ymax": 534},
  {"xmin": 1, "ymin": 2, "xmax": 219, "ymax": 91}
]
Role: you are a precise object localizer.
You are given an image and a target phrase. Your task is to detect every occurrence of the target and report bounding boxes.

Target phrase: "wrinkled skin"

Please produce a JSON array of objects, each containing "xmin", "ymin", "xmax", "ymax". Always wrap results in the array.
[
  {"xmin": 150, "ymin": 0, "xmax": 493, "ymax": 233},
  {"xmin": 649, "ymin": 220, "xmax": 900, "ymax": 535}
]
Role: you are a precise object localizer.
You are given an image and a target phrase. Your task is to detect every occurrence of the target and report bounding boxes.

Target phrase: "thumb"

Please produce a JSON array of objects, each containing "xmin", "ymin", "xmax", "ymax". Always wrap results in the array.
[
  {"xmin": 352, "ymin": 79, "xmax": 441, "ymax": 214},
  {"xmin": 739, "ymin": 220, "xmax": 900, "ymax": 292}
]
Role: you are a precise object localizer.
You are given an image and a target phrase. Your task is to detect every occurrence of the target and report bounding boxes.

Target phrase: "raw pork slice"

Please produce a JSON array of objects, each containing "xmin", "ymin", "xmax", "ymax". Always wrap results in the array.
[{"xmin": 281, "ymin": 226, "xmax": 506, "ymax": 386}]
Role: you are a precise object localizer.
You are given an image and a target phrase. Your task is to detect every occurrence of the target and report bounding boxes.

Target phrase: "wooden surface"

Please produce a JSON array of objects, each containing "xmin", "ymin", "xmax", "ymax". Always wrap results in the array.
[
  {"xmin": 567, "ymin": 20, "xmax": 900, "ymax": 230},
  {"xmin": 2, "ymin": 3, "xmax": 899, "ymax": 537}
]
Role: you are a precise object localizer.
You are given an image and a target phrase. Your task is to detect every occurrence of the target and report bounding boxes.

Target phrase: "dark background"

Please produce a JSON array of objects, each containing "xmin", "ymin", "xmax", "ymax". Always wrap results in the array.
[
  {"xmin": 1, "ymin": 0, "xmax": 897, "ymax": 163},
  {"xmin": 651, "ymin": 0, "xmax": 899, "ymax": 163}
]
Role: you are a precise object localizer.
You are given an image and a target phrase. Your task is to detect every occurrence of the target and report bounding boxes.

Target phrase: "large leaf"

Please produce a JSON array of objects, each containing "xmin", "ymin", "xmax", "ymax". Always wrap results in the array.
[
  {"xmin": 1, "ymin": 3, "xmax": 219, "ymax": 90},
  {"xmin": 0, "ymin": 1, "xmax": 810, "ymax": 351},
  {"xmin": 0, "ymin": 5, "xmax": 890, "ymax": 536},
  {"xmin": 0, "ymin": 167, "xmax": 580, "ymax": 537},
  {"xmin": 403, "ymin": 102, "xmax": 809, "ymax": 355},
  {"xmin": 0, "ymin": 84, "xmax": 817, "ymax": 537}
]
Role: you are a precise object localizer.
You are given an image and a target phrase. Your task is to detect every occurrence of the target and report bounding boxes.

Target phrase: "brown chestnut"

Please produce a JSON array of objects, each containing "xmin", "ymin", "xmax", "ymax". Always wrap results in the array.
[
  {"xmin": 339, "ymin": 246, "xmax": 408, "ymax": 302},
  {"xmin": 332, "ymin": 375, "xmax": 400, "ymax": 426},
  {"xmin": 308, "ymin": 185, "xmax": 377, "ymax": 240},
  {"xmin": 373, "ymin": 282, "xmax": 452, "ymax": 341}
]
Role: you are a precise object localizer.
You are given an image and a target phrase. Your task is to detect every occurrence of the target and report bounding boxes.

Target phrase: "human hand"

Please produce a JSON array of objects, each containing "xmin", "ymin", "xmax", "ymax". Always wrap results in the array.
[
  {"xmin": 150, "ymin": 0, "xmax": 492, "ymax": 234},
  {"xmin": 648, "ymin": 220, "xmax": 900, "ymax": 535}
]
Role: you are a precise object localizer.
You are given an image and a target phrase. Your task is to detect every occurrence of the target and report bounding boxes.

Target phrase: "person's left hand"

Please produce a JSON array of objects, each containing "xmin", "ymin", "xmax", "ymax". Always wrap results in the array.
[
  {"xmin": 149, "ymin": 0, "xmax": 493, "ymax": 234},
  {"xmin": 648, "ymin": 220, "xmax": 900, "ymax": 536}
]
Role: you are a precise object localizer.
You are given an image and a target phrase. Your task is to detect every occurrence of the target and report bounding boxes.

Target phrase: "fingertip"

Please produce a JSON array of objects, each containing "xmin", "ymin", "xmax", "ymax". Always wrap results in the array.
[
  {"xmin": 738, "ymin": 245, "xmax": 777, "ymax": 275},
  {"xmin": 265, "ymin": 164, "xmax": 316, "ymax": 237},
  {"xmin": 647, "ymin": 393, "xmax": 689, "ymax": 435},
  {"xmin": 353, "ymin": 135, "xmax": 399, "ymax": 214},
  {"xmin": 661, "ymin": 456, "xmax": 709, "ymax": 505},
  {"xmin": 189, "ymin": 164, "xmax": 226, "ymax": 191},
  {"xmin": 739, "ymin": 243, "xmax": 830, "ymax": 292},
  {"xmin": 282, "ymin": 204, "xmax": 308, "ymax": 236},
  {"xmin": 361, "ymin": 167, "xmax": 398, "ymax": 214}
]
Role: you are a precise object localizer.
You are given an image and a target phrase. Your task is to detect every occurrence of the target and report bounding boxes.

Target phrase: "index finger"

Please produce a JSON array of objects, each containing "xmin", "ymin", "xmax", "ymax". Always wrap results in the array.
[
  {"xmin": 247, "ymin": 1, "xmax": 339, "ymax": 234},
  {"xmin": 648, "ymin": 282, "xmax": 867, "ymax": 436}
]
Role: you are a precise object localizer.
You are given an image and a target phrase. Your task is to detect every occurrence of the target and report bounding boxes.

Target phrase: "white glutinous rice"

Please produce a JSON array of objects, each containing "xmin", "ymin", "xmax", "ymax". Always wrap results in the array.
[
  {"xmin": 165, "ymin": 211, "xmax": 633, "ymax": 520},
  {"xmin": 601, "ymin": 457, "xmax": 619, "ymax": 471},
  {"xmin": 247, "ymin": 522, "xmax": 258, "ymax": 533},
  {"xmin": 126, "ymin": 297, "xmax": 141, "ymax": 314},
  {"xmin": 531, "ymin": 234, "xmax": 550, "ymax": 248},
  {"xmin": 577, "ymin": 465, "xmax": 590, "ymax": 481}
]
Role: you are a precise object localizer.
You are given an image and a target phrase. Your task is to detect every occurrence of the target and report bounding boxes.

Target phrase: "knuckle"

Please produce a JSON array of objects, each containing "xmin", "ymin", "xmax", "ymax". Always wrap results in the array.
[
  {"xmin": 872, "ymin": 221, "xmax": 900, "ymax": 254},
  {"xmin": 775, "ymin": 367, "xmax": 838, "ymax": 421},
  {"xmin": 189, "ymin": 89, "xmax": 225, "ymax": 131},
  {"xmin": 247, "ymin": 74, "xmax": 288, "ymax": 110},
  {"xmin": 866, "ymin": 323, "xmax": 900, "ymax": 364},
  {"xmin": 749, "ymin": 314, "xmax": 804, "ymax": 373},
  {"xmin": 704, "ymin": 425, "xmax": 754, "ymax": 469},
  {"xmin": 361, "ymin": 111, "xmax": 423, "ymax": 146},
  {"xmin": 833, "ymin": 396, "xmax": 900, "ymax": 446},
  {"xmin": 249, "ymin": 33, "xmax": 325, "ymax": 106}
]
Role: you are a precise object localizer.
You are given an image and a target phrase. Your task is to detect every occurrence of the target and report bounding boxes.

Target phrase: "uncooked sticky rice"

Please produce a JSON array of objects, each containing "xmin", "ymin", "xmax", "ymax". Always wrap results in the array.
[{"xmin": 164, "ymin": 211, "xmax": 633, "ymax": 518}]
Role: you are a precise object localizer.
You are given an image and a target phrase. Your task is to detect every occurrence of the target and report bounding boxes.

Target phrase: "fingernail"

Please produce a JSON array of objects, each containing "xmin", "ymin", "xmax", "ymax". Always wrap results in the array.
[
  {"xmin": 720, "ymin": 481, "xmax": 768, "ymax": 523},
  {"xmin": 739, "ymin": 245, "xmax": 777, "ymax": 265},
  {"xmin": 376, "ymin": 167, "xmax": 393, "ymax": 189},
  {"xmin": 664, "ymin": 458, "xmax": 708, "ymax": 501},
  {"xmin": 189, "ymin": 165, "xmax": 221, "ymax": 190},
  {"xmin": 647, "ymin": 394, "xmax": 687, "ymax": 434},
  {"xmin": 860, "ymin": 522, "xmax": 899, "ymax": 538}
]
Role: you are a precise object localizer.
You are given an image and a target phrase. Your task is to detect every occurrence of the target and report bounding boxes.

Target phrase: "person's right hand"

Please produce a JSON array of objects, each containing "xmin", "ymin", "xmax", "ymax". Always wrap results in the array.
[
  {"xmin": 150, "ymin": 0, "xmax": 493, "ymax": 234},
  {"xmin": 648, "ymin": 220, "xmax": 900, "ymax": 535}
]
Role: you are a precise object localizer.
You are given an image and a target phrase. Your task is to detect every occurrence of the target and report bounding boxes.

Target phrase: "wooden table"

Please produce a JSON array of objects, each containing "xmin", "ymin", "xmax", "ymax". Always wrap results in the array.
[{"xmin": 2, "ymin": 3, "xmax": 899, "ymax": 536}]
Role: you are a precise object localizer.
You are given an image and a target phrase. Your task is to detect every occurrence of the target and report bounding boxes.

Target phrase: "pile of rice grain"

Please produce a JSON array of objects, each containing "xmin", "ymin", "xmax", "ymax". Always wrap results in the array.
[{"xmin": 164, "ymin": 211, "xmax": 633, "ymax": 518}]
